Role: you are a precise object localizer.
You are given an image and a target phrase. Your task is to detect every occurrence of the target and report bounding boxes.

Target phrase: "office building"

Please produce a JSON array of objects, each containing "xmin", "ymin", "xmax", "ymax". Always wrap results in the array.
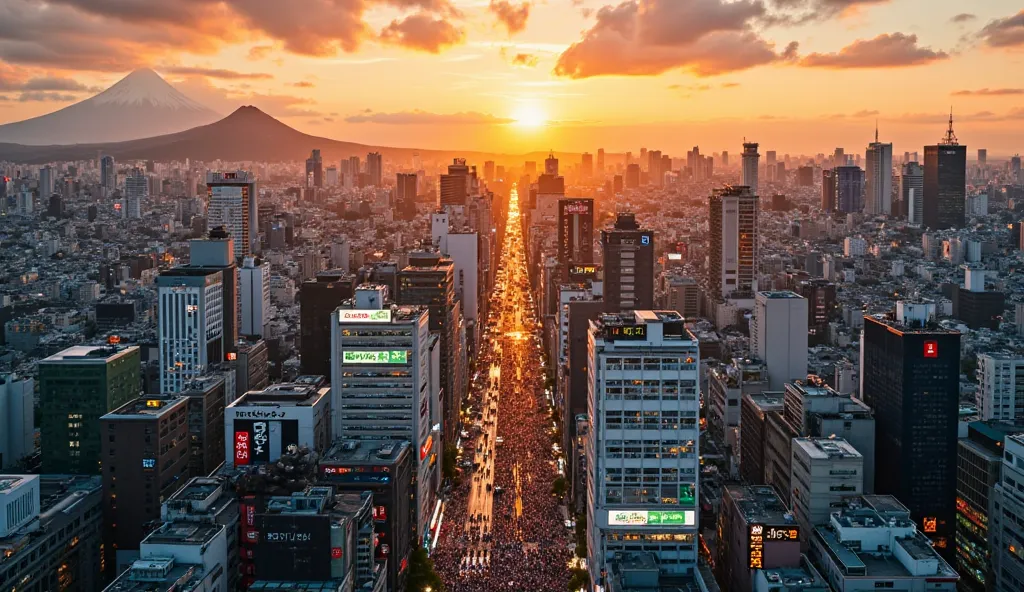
[
  {"xmin": 320, "ymin": 439, "xmax": 414, "ymax": 591},
  {"xmin": 558, "ymin": 198, "xmax": 594, "ymax": 273},
  {"xmin": 625, "ymin": 163, "xmax": 640, "ymax": 189},
  {"xmin": 157, "ymin": 261, "xmax": 226, "ymax": 394},
  {"xmin": 206, "ymin": 170, "xmax": 258, "ymax": 258},
  {"xmin": 821, "ymin": 169, "xmax": 836, "ymax": 212},
  {"xmin": 101, "ymin": 155, "xmax": 116, "ymax": 193},
  {"xmin": 647, "ymin": 149, "xmax": 662, "ymax": 186},
  {"xmin": 331, "ymin": 296, "xmax": 439, "ymax": 540},
  {"xmin": 739, "ymin": 393, "xmax": 784, "ymax": 484},
  {"xmin": 326, "ymin": 165, "xmax": 338, "ymax": 186},
  {"xmin": 952, "ymin": 267, "xmax": 1005, "ymax": 330},
  {"xmin": 835, "ymin": 165, "xmax": 864, "ymax": 213},
  {"xmin": 40, "ymin": 345, "xmax": 141, "ymax": 474},
  {"xmin": 239, "ymin": 256, "xmax": 270, "ymax": 338},
  {"xmin": 174, "ymin": 375, "xmax": 227, "ymax": 477},
  {"xmin": 0, "ymin": 475, "xmax": 103, "ymax": 592},
  {"xmin": 809, "ymin": 495, "xmax": 958, "ymax": 591},
  {"xmin": 586, "ymin": 311, "xmax": 701, "ymax": 585},
  {"xmin": 956, "ymin": 421, "xmax": 1024, "ymax": 592},
  {"xmin": 742, "ymin": 142, "xmax": 760, "ymax": 195},
  {"xmin": 124, "ymin": 167, "xmax": 147, "ymax": 219},
  {"xmin": 709, "ymin": 185, "xmax": 759, "ymax": 299},
  {"xmin": 707, "ymin": 359, "xmax": 768, "ymax": 457},
  {"xmin": 864, "ymin": 131, "xmax": 893, "ymax": 215},
  {"xmin": 901, "ymin": 162, "xmax": 924, "ymax": 224},
  {"xmin": 795, "ymin": 280, "xmax": 836, "ymax": 344},
  {"xmin": 923, "ymin": 115, "xmax": 967, "ymax": 229},
  {"xmin": 108, "ymin": 518, "xmax": 230, "ymax": 592},
  {"xmin": 225, "ymin": 376, "xmax": 331, "ymax": 469},
  {"xmin": 752, "ymin": 291, "xmax": 808, "ymax": 391},
  {"xmin": 300, "ymin": 270, "xmax": 357, "ymax": 377},
  {"xmin": 977, "ymin": 353, "xmax": 1024, "ymax": 421},
  {"xmin": 715, "ymin": 485, "xmax": 801, "ymax": 592},
  {"xmin": 861, "ymin": 304, "xmax": 961, "ymax": 549},
  {"xmin": 581, "ymin": 152, "xmax": 593, "ymax": 179},
  {"xmin": 790, "ymin": 437, "xmax": 863, "ymax": 538},
  {"xmin": 366, "ymin": 151, "xmax": 382, "ymax": 188},
  {"xmin": 989, "ymin": 433, "xmax": 1024, "ymax": 591},
  {"xmin": 597, "ymin": 148, "xmax": 605, "ymax": 177},
  {"xmin": 306, "ymin": 148, "xmax": 323, "ymax": 187},
  {"xmin": 663, "ymin": 275, "xmax": 700, "ymax": 319},
  {"xmin": 439, "ymin": 158, "xmax": 473, "ymax": 207},
  {"xmin": 101, "ymin": 394, "xmax": 191, "ymax": 575},
  {"xmin": 1012, "ymin": 154, "xmax": 1022, "ymax": 185},
  {"xmin": 600, "ymin": 213, "xmax": 654, "ymax": 312},
  {"xmin": 396, "ymin": 172, "xmax": 418, "ymax": 220},
  {"xmin": 0, "ymin": 373, "xmax": 33, "ymax": 470},
  {"xmin": 157, "ymin": 477, "xmax": 241, "ymax": 591}
]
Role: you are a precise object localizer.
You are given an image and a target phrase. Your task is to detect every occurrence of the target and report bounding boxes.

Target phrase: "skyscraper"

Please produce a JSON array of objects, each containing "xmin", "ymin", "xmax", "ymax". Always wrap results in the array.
[
  {"xmin": 752, "ymin": 291, "xmax": 809, "ymax": 391},
  {"xmin": 601, "ymin": 213, "xmax": 654, "ymax": 312},
  {"xmin": 923, "ymin": 113, "xmax": 967, "ymax": 229},
  {"xmin": 836, "ymin": 165, "xmax": 865, "ymax": 213},
  {"xmin": 124, "ymin": 167, "xmax": 147, "ymax": 219},
  {"xmin": 821, "ymin": 169, "xmax": 836, "ymax": 212},
  {"xmin": 396, "ymin": 172, "xmax": 418, "ymax": 220},
  {"xmin": 648, "ymin": 149, "xmax": 663, "ymax": 186},
  {"xmin": 100, "ymin": 155, "xmax": 115, "ymax": 194},
  {"xmin": 545, "ymin": 151, "xmax": 558, "ymax": 176},
  {"xmin": 865, "ymin": 127, "xmax": 893, "ymax": 215},
  {"xmin": 977, "ymin": 148, "xmax": 987, "ymax": 166},
  {"xmin": 742, "ymin": 141, "xmax": 760, "ymax": 195},
  {"xmin": 439, "ymin": 158, "xmax": 472, "ymax": 207},
  {"xmin": 581, "ymin": 152, "xmax": 593, "ymax": 179},
  {"xmin": 596, "ymin": 148, "xmax": 605, "ymax": 178},
  {"xmin": 157, "ymin": 262, "xmax": 225, "ymax": 394},
  {"xmin": 483, "ymin": 160, "xmax": 494, "ymax": 182},
  {"xmin": 861, "ymin": 302, "xmax": 961, "ymax": 551},
  {"xmin": 366, "ymin": 151, "xmax": 383, "ymax": 187},
  {"xmin": 239, "ymin": 256, "xmax": 270, "ymax": 338},
  {"xmin": 557, "ymin": 198, "xmax": 594, "ymax": 272},
  {"xmin": 305, "ymin": 148, "xmax": 323, "ymax": 188},
  {"xmin": 901, "ymin": 162, "xmax": 924, "ymax": 224},
  {"xmin": 1012, "ymin": 154, "xmax": 1022, "ymax": 185},
  {"xmin": 708, "ymin": 185, "xmax": 759, "ymax": 299},
  {"xmin": 625, "ymin": 163, "xmax": 640, "ymax": 189},
  {"xmin": 300, "ymin": 270, "xmax": 357, "ymax": 377},
  {"xmin": 206, "ymin": 170, "xmax": 258, "ymax": 259}
]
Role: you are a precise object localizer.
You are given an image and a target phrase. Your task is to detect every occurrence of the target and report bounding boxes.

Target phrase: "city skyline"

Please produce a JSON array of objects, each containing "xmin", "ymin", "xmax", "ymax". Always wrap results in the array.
[{"xmin": 0, "ymin": 1, "xmax": 1020, "ymax": 154}]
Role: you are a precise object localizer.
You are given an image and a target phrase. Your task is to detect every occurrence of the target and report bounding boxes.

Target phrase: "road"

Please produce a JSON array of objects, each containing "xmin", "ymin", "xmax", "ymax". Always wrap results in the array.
[{"xmin": 432, "ymin": 184, "xmax": 571, "ymax": 592}]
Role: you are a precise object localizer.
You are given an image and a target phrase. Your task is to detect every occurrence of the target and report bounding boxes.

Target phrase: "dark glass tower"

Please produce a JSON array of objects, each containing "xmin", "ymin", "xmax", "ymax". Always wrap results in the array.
[
  {"xmin": 923, "ymin": 113, "xmax": 966, "ymax": 229},
  {"xmin": 600, "ymin": 212, "xmax": 654, "ymax": 312},
  {"xmin": 300, "ymin": 270, "xmax": 357, "ymax": 377},
  {"xmin": 557, "ymin": 198, "xmax": 594, "ymax": 274}
]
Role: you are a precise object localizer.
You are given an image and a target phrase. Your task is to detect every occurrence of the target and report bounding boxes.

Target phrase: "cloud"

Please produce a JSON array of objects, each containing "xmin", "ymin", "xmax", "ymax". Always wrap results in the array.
[
  {"xmin": 18, "ymin": 91, "xmax": 78, "ymax": 102},
  {"xmin": 952, "ymin": 87, "xmax": 1024, "ymax": 96},
  {"xmin": 721, "ymin": 81, "xmax": 741, "ymax": 88},
  {"xmin": 765, "ymin": 0, "xmax": 890, "ymax": 24},
  {"xmin": 21, "ymin": 76, "xmax": 95, "ymax": 91},
  {"xmin": 554, "ymin": 0, "xmax": 794, "ymax": 78},
  {"xmin": 979, "ymin": 10, "xmax": 1024, "ymax": 49},
  {"xmin": 379, "ymin": 12, "xmax": 465, "ymax": 52},
  {"xmin": 247, "ymin": 45, "xmax": 274, "ymax": 60},
  {"xmin": 161, "ymin": 66, "xmax": 273, "ymax": 79},
  {"xmin": 950, "ymin": 13, "xmax": 975, "ymax": 23},
  {"xmin": 510, "ymin": 52, "xmax": 540, "ymax": 67},
  {"xmin": 490, "ymin": 1, "xmax": 531, "ymax": 35},
  {"xmin": 799, "ymin": 33, "xmax": 948, "ymax": 68},
  {"xmin": 291, "ymin": 81, "xmax": 316, "ymax": 88},
  {"xmin": 345, "ymin": 109, "xmax": 514, "ymax": 124},
  {"xmin": 171, "ymin": 76, "xmax": 320, "ymax": 118}
]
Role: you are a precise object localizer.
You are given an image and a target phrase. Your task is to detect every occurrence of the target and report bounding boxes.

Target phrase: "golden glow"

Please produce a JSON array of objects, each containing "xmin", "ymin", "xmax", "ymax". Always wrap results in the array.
[{"xmin": 511, "ymin": 104, "xmax": 547, "ymax": 129}]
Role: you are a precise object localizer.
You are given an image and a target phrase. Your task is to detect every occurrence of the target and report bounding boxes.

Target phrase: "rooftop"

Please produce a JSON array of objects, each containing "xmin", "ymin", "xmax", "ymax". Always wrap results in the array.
[
  {"xmin": 104, "ymin": 557, "xmax": 208, "ymax": 592},
  {"xmin": 793, "ymin": 437, "xmax": 862, "ymax": 460},
  {"xmin": 726, "ymin": 485, "xmax": 795, "ymax": 526},
  {"xmin": 142, "ymin": 523, "xmax": 223, "ymax": 546},
  {"xmin": 230, "ymin": 376, "xmax": 328, "ymax": 408},
  {"xmin": 41, "ymin": 344, "xmax": 138, "ymax": 364},
  {"xmin": 786, "ymin": 379, "xmax": 839, "ymax": 398},
  {"xmin": 103, "ymin": 395, "xmax": 187, "ymax": 419},
  {"xmin": 336, "ymin": 303, "xmax": 427, "ymax": 323},
  {"xmin": 758, "ymin": 290, "xmax": 803, "ymax": 299},
  {"xmin": 865, "ymin": 313, "xmax": 960, "ymax": 335},
  {"xmin": 322, "ymin": 439, "xmax": 411, "ymax": 465}
]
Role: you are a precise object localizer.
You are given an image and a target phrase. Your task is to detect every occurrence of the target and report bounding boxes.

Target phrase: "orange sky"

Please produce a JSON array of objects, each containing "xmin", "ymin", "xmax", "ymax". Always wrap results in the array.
[{"xmin": 0, "ymin": 0, "xmax": 1022, "ymax": 156}]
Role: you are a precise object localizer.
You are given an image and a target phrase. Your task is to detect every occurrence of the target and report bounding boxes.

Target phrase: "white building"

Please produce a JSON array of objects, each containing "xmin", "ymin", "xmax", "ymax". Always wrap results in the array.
[
  {"xmin": 330, "ymin": 238, "xmax": 351, "ymax": 272},
  {"xmin": 752, "ymin": 291, "xmax": 808, "ymax": 391},
  {"xmin": 990, "ymin": 434, "xmax": 1024, "ymax": 590},
  {"xmin": 790, "ymin": 437, "xmax": 864, "ymax": 537},
  {"xmin": 157, "ymin": 269, "xmax": 225, "ymax": 394},
  {"xmin": 239, "ymin": 256, "xmax": 270, "ymax": 338},
  {"xmin": 587, "ymin": 311, "xmax": 701, "ymax": 585},
  {"xmin": 977, "ymin": 352, "xmax": 1024, "ymax": 421},
  {"xmin": 105, "ymin": 521, "xmax": 229, "ymax": 592},
  {"xmin": 0, "ymin": 475, "xmax": 39, "ymax": 537},
  {"xmin": 330, "ymin": 288, "xmax": 440, "ymax": 538},
  {"xmin": 206, "ymin": 171, "xmax": 258, "ymax": 259},
  {"xmin": 843, "ymin": 236, "xmax": 867, "ymax": 257},
  {"xmin": 742, "ymin": 141, "xmax": 760, "ymax": 195},
  {"xmin": 0, "ymin": 374, "xmax": 33, "ymax": 470},
  {"xmin": 864, "ymin": 139, "xmax": 893, "ymax": 215},
  {"xmin": 901, "ymin": 162, "xmax": 924, "ymax": 224}
]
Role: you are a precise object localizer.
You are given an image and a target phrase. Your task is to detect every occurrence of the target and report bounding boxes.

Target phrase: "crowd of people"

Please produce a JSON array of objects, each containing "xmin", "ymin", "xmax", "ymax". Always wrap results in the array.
[{"xmin": 433, "ymin": 193, "xmax": 571, "ymax": 592}]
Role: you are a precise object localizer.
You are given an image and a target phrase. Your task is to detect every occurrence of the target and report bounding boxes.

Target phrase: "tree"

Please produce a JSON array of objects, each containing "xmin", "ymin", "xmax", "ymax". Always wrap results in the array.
[
  {"xmin": 442, "ymin": 443, "xmax": 461, "ymax": 486},
  {"xmin": 406, "ymin": 547, "xmax": 445, "ymax": 592},
  {"xmin": 552, "ymin": 476, "xmax": 568, "ymax": 497},
  {"xmin": 574, "ymin": 512, "xmax": 587, "ymax": 558},
  {"xmin": 568, "ymin": 567, "xmax": 589, "ymax": 592}
]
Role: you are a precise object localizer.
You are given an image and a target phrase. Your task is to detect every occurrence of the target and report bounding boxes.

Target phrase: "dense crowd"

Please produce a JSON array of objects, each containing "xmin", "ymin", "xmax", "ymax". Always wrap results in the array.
[{"xmin": 433, "ymin": 196, "xmax": 571, "ymax": 592}]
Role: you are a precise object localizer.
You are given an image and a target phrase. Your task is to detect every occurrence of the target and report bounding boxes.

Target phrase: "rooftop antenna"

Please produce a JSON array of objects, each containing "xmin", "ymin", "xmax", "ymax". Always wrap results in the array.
[
  {"xmin": 874, "ymin": 119, "xmax": 878, "ymax": 143},
  {"xmin": 940, "ymin": 107, "xmax": 958, "ymax": 146}
]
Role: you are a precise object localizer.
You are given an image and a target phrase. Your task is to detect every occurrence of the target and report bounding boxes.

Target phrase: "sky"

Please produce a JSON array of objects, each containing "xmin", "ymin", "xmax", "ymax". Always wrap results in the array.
[{"xmin": 0, "ymin": 0, "xmax": 1022, "ymax": 157}]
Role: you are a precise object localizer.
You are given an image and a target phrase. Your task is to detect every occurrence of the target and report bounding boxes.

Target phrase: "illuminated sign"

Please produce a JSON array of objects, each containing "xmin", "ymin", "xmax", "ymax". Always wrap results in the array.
[
  {"xmin": 373, "ymin": 506, "xmax": 388, "ymax": 522},
  {"xmin": 924, "ymin": 341, "xmax": 938, "ymax": 358},
  {"xmin": 679, "ymin": 484, "xmax": 695, "ymax": 506},
  {"xmin": 607, "ymin": 510, "xmax": 695, "ymax": 527},
  {"xmin": 923, "ymin": 517, "xmax": 937, "ymax": 533},
  {"xmin": 142, "ymin": 458, "xmax": 156, "ymax": 469},
  {"xmin": 331, "ymin": 547, "xmax": 343, "ymax": 559},
  {"xmin": 145, "ymin": 399, "xmax": 162, "ymax": 408},
  {"xmin": 338, "ymin": 309, "xmax": 393, "ymax": 324},
  {"xmin": 666, "ymin": 253, "xmax": 682, "ymax": 261},
  {"xmin": 252, "ymin": 421, "xmax": 269, "ymax": 459},
  {"xmin": 568, "ymin": 265, "xmax": 597, "ymax": 277},
  {"xmin": 107, "ymin": 335, "xmax": 121, "ymax": 344},
  {"xmin": 343, "ymin": 350, "xmax": 408, "ymax": 364},
  {"xmin": 265, "ymin": 532, "xmax": 312, "ymax": 542},
  {"xmin": 561, "ymin": 200, "xmax": 592, "ymax": 215},
  {"xmin": 235, "ymin": 431, "xmax": 251, "ymax": 465},
  {"xmin": 764, "ymin": 526, "xmax": 800, "ymax": 541},
  {"xmin": 606, "ymin": 324, "xmax": 647, "ymax": 341},
  {"xmin": 420, "ymin": 434, "xmax": 434, "ymax": 461},
  {"xmin": 749, "ymin": 524, "xmax": 764, "ymax": 569},
  {"xmin": 227, "ymin": 352, "xmax": 237, "ymax": 361},
  {"xmin": 641, "ymin": 234, "xmax": 651, "ymax": 245}
]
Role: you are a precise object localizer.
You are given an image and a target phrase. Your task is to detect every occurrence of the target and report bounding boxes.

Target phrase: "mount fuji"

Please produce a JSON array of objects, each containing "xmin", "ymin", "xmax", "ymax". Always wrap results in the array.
[{"xmin": 0, "ymin": 69, "xmax": 220, "ymax": 145}]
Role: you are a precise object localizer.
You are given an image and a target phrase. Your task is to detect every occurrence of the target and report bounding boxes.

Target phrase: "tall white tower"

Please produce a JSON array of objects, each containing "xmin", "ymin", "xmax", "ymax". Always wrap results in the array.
[{"xmin": 742, "ymin": 141, "xmax": 760, "ymax": 195}]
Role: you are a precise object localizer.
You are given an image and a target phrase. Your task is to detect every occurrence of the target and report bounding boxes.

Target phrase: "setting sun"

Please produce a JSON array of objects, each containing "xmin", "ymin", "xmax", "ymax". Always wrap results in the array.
[{"xmin": 512, "ymin": 104, "xmax": 547, "ymax": 129}]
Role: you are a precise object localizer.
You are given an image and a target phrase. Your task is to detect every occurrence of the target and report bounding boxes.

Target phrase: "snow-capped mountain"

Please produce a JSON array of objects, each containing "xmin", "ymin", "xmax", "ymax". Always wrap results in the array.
[{"xmin": 0, "ymin": 69, "xmax": 220, "ymax": 145}]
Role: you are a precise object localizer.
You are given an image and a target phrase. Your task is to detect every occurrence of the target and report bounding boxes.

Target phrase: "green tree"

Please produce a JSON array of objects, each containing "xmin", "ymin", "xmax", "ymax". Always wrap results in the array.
[
  {"xmin": 406, "ymin": 547, "xmax": 445, "ymax": 592},
  {"xmin": 442, "ymin": 443, "xmax": 461, "ymax": 486},
  {"xmin": 568, "ymin": 567, "xmax": 589, "ymax": 592}
]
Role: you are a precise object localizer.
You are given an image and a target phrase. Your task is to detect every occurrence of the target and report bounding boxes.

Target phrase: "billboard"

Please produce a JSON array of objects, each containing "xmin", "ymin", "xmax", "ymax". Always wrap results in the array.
[
  {"xmin": 558, "ymin": 198, "xmax": 594, "ymax": 268},
  {"xmin": 256, "ymin": 514, "xmax": 332, "ymax": 581},
  {"xmin": 338, "ymin": 309, "xmax": 392, "ymax": 324},
  {"xmin": 343, "ymin": 350, "xmax": 408, "ymax": 364},
  {"xmin": 234, "ymin": 418, "xmax": 299, "ymax": 465},
  {"xmin": 605, "ymin": 324, "xmax": 647, "ymax": 341},
  {"xmin": 607, "ymin": 510, "xmax": 695, "ymax": 527}
]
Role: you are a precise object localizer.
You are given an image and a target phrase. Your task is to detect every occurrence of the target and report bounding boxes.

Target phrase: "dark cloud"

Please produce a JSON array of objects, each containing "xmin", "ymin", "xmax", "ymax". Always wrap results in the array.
[
  {"xmin": 554, "ymin": 0, "xmax": 793, "ymax": 79},
  {"xmin": 162, "ymin": 66, "xmax": 273, "ymax": 79},
  {"xmin": 979, "ymin": 10, "xmax": 1024, "ymax": 48},
  {"xmin": 952, "ymin": 87, "xmax": 1024, "ymax": 96},
  {"xmin": 490, "ymin": 1, "xmax": 530, "ymax": 35},
  {"xmin": 510, "ymin": 52, "xmax": 539, "ymax": 67},
  {"xmin": 950, "ymin": 13, "xmax": 975, "ymax": 23},
  {"xmin": 799, "ymin": 33, "xmax": 948, "ymax": 68},
  {"xmin": 345, "ymin": 109, "xmax": 513, "ymax": 124},
  {"xmin": 379, "ymin": 12, "xmax": 464, "ymax": 53}
]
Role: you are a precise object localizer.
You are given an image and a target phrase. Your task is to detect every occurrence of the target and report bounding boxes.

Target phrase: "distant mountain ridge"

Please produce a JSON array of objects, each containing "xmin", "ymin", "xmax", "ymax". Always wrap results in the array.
[{"xmin": 0, "ymin": 69, "xmax": 220, "ymax": 145}]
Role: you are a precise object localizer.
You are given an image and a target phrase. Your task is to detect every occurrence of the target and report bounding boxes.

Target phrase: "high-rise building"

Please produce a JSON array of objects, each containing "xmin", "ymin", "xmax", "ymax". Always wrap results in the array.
[
  {"xmin": 739, "ymin": 393, "xmax": 784, "ymax": 484},
  {"xmin": 596, "ymin": 148, "xmax": 605, "ymax": 178},
  {"xmin": 977, "ymin": 352, "xmax": 1024, "ymax": 421},
  {"xmin": 0, "ymin": 373, "xmax": 33, "ymax": 470},
  {"xmin": 100, "ymin": 155, "xmax": 115, "ymax": 193},
  {"xmin": 239, "ymin": 256, "xmax": 270, "ymax": 338},
  {"xmin": 715, "ymin": 485, "xmax": 801, "ymax": 592},
  {"xmin": 789, "ymin": 437, "xmax": 864, "ymax": 539},
  {"xmin": 39, "ymin": 345, "xmax": 141, "ymax": 474},
  {"xmin": 648, "ymin": 149, "xmax": 663, "ymax": 186},
  {"xmin": 305, "ymin": 148, "xmax": 323, "ymax": 188},
  {"xmin": 325, "ymin": 165, "xmax": 338, "ymax": 186},
  {"xmin": 439, "ymin": 158, "xmax": 472, "ymax": 207},
  {"xmin": 101, "ymin": 394, "xmax": 191, "ymax": 576},
  {"xmin": 861, "ymin": 302, "xmax": 961, "ymax": 550},
  {"xmin": 708, "ymin": 185, "xmax": 759, "ymax": 299},
  {"xmin": 625, "ymin": 163, "xmax": 640, "ymax": 188},
  {"xmin": 864, "ymin": 129, "xmax": 893, "ymax": 215},
  {"xmin": 581, "ymin": 152, "xmax": 594, "ymax": 179},
  {"xmin": 795, "ymin": 279, "xmax": 836, "ymax": 344},
  {"xmin": 707, "ymin": 359, "xmax": 768, "ymax": 453},
  {"xmin": 989, "ymin": 433, "xmax": 1024, "ymax": 591},
  {"xmin": 545, "ymin": 151, "xmax": 559, "ymax": 176},
  {"xmin": 977, "ymin": 148, "xmax": 987, "ymax": 166},
  {"xmin": 366, "ymin": 151, "xmax": 383, "ymax": 188},
  {"xmin": 821, "ymin": 169, "xmax": 836, "ymax": 212},
  {"xmin": 586, "ymin": 311, "xmax": 700, "ymax": 586},
  {"xmin": 923, "ymin": 114, "xmax": 967, "ymax": 229},
  {"xmin": 742, "ymin": 141, "xmax": 760, "ymax": 195},
  {"xmin": 206, "ymin": 170, "xmax": 258, "ymax": 258},
  {"xmin": 483, "ymin": 160, "xmax": 494, "ymax": 182},
  {"xmin": 557, "ymin": 198, "xmax": 594, "ymax": 273},
  {"xmin": 601, "ymin": 212, "xmax": 654, "ymax": 312},
  {"xmin": 38, "ymin": 165, "xmax": 53, "ymax": 198},
  {"xmin": 124, "ymin": 167, "xmax": 147, "ymax": 219},
  {"xmin": 721, "ymin": 150, "xmax": 729, "ymax": 168},
  {"xmin": 752, "ymin": 291, "xmax": 809, "ymax": 391},
  {"xmin": 901, "ymin": 162, "xmax": 924, "ymax": 223},
  {"xmin": 300, "ymin": 270, "xmax": 357, "ymax": 377},
  {"xmin": 835, "ymin": 165, "xmax": 864, "ymax": 213}
]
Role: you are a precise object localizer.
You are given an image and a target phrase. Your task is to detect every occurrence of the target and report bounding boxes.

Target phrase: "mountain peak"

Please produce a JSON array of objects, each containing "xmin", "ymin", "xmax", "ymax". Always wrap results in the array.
[{"xmin": 91, "ymin": 68, "xmax": 213, "ymax": 112}]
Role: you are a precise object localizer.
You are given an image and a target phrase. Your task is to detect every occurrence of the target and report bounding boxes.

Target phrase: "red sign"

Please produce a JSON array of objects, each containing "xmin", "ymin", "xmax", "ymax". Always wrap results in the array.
[
  {"xmin": 235, "ymin": 431, "xmax": 251, "ymax": 465},
  {"xmin": 331, "ymin": 547, "xmax": 343, "ymax": 559},
  {"xmin": 227, "ymin": 352, "xmax": 237, "ymax": 361},
  {"xmin": 420, "ymin": 435, "xmax": 434, "ymax": 461},
  {"xmin": 373, "ymin": 505, "xmax": 387, "ymax": 522},
  {"xmin": 924, "ymin": 341, "xmax": 938, "ymax": 358}
]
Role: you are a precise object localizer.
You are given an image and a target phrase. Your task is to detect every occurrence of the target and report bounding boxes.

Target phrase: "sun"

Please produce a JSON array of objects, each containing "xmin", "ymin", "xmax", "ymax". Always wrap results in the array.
[{"xmin": 512, "ymin": 104, "xmax": 547, "ymax": 128}]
